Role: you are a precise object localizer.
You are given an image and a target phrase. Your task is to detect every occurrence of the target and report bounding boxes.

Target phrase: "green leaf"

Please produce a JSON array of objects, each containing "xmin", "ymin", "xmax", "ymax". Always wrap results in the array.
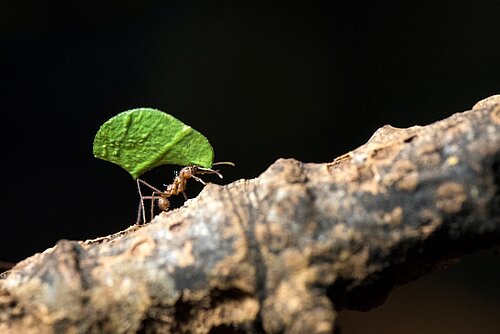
[{"xmin": 93, "ymin": 108, "xmax": 214, "ymax": 179}]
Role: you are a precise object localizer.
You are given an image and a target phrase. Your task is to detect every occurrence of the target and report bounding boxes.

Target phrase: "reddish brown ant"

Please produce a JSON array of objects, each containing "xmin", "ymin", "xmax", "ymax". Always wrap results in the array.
[{"xmin": 135, "ymin": 162, "xmax": 234, "ymax": 224}]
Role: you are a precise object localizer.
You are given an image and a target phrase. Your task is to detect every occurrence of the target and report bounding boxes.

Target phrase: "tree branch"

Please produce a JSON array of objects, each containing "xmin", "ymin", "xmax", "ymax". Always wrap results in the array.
[{"xmin": 1, "ymin": 95, "xmax": 499, "ymax": 334}]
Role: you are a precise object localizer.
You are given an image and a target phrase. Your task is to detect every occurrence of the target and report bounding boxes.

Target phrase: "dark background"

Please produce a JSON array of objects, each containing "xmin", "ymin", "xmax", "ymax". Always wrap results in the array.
[{"xmin": 1, "ymin": 1, "xmax": 499, "ymax": 332}]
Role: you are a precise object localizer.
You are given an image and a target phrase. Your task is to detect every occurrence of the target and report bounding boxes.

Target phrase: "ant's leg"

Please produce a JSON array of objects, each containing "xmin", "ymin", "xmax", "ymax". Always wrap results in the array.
[
  {"xmin": 141, "ymin": 191, "xmax": 165, "ymax": 221},
  {"xmin": 190, "ymin": 175, "xmax": 206, "ymax": 185},
  {"xmin": 137, "ymin": 179, "xmax": 162, "ymax": 193},
  {"xmin": 181, "ymin": 191, "xmax": 188, "ymax": 200},
  {"xmin": 137, "ymin": 179, "xmax": 165, "ymax": 224},
  {"xmin": 136, "ymin": 179, "xmax": 147, "ymax": 224},
  {"xmin": 136, "ymin": 199, "xmax": 143, "ymax": 225},
  {"xmin": 150, "ymin": 192, "xmax": 156, "ymax": 222}
]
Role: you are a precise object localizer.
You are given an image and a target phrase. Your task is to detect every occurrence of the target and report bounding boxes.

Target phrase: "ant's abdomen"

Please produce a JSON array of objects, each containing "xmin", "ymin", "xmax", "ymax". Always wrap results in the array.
[{"xmin": 158, "ymin": 197, "xmax": 170, "ymax": 212}]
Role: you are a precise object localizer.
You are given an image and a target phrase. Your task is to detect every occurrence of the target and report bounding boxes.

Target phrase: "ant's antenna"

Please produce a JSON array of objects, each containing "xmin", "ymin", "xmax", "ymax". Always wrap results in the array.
[
  {"xmin": 195, "ymin": 167, "xmax": 224, "ymax": 179},
  {"xmin": 213, "ymin": 161, "xmax": 236, "ymax": 166},
  {"xmin": 207, "ymin": 161, "xmax": 236, "ymax": 178}
]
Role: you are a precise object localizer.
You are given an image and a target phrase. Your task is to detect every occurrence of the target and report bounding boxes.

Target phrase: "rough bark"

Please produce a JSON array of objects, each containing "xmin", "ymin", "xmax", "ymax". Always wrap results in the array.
[{"xmin": 1, "ymin": 95, "xmax": 499, "ymax": 334}]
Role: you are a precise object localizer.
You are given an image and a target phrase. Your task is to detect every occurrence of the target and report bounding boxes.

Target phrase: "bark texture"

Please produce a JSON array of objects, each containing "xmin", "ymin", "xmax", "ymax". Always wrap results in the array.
[{"xmin": 1, "ymin": 95, "xmax": 499, "ymax": 334}]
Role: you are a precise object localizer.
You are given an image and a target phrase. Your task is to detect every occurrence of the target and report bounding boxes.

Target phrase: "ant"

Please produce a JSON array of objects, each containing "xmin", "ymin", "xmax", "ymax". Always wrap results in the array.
[{"xmin": 135, "ymin": 162, "xmax": 234, "ymax": 224}]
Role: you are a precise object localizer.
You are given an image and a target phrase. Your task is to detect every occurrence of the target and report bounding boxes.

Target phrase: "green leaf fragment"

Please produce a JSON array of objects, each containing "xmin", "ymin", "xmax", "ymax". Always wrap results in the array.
[{"xmin": 93, "ymin": 108, "xmax": 214, "ymax": 179}]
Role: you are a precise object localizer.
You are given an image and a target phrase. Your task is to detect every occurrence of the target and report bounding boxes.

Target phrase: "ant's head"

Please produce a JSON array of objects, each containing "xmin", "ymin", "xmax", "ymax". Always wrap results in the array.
[
  {"xmin": 190, "ymin": 162, "xmax": 234, "ymax": 179},
  {"xmin": 189, "ymin": 165, "xmax": 223, "ymax": 178}
]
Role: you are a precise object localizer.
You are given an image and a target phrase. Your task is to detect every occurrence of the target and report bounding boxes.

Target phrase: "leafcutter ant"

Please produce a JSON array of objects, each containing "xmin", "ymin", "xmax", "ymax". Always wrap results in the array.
[{"xmin": 135, "ymin": 162, "xmax": 234, "ymax": 224}]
